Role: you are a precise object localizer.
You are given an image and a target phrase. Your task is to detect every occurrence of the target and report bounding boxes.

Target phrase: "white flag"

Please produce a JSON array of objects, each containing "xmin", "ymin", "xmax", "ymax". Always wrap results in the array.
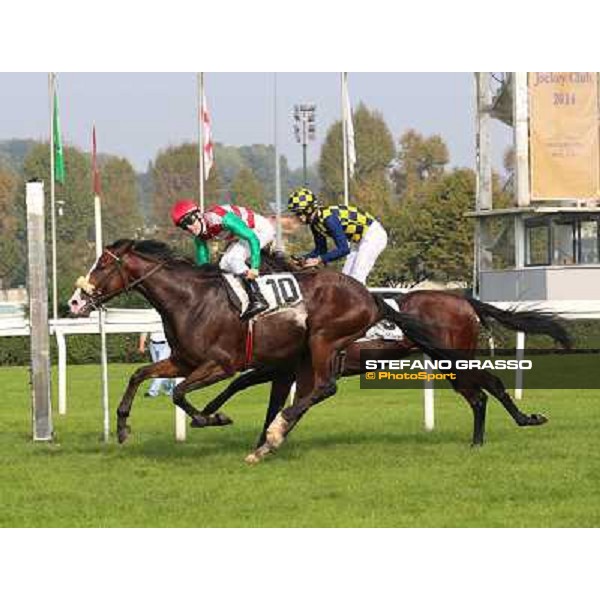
[
  {"xmin": 343, "ymin": 73, "xmax": 357, "ymax": 177},
  {"xmin": 202, "ymin": 92, "xmax": 214, "ymax": 180}
]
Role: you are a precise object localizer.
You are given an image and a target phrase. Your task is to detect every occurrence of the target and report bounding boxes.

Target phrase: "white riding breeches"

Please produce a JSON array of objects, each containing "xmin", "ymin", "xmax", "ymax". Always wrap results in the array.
[
  {"xmin": 149, "ymin": 339, "xmax": 173, "ymax": 396},
  {"xmin": 342, "ymin": 220, "xmax": 388, "ymax": 284},
  {"xmin": 219, "ymin": 214, "xmax": 276, "ymax": 275}
]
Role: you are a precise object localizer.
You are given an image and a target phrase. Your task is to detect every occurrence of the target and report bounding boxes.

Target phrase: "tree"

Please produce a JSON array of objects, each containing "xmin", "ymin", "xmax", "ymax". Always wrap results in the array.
[
  {"xmin": 16, "ymin": 143, "xmax": 96, "ymax": 308},
  {"xmin": 391, "ymin": 129, "xmax": 449, "ymax": 199},
  {"xmin": 214, "ymin": 142, "xmax": 292, "ymax": 206},
  {"xmin": 318, "ymin": 103, "xmax": 395, "ymax": 213},
  {"xmin": 239, "ymin": 144, "xmax": 281, "ymax": 202},
  {"xmin": 211, "ymin": 143, "xmax": 246, "ymax": 190},
  {"xmin": 373, "ymin": 169, "xmax": 476, "ymax": 285},
  {"xmin": 287, "ymin": 164, "xmax": 320, "ymax": 194},
  {"xmin": 100, "ymin": 156, "xmax": 144, "ymax": 243},
  {"xmin": 0, "ymin": 167, "xmax": 22, "ymax": 287},
  {"xmin": 151, "ymin": 143, "xmax": 221, "ymax": 230},
  {"xmin": 230, "ymin": 167, "xmax": 266, "ymax": 211},
  {"xmin": 503, "ymin": 146, "xmax": 515, "ymax": 177},
  {"xmin": 137, "ymin": 161, "xmax": 155, "ymax": 226},
  {"xmin": 14, "ymin": 143, "xmax": 144, "ymax": 311},
  {"xmin": 0, "ymin": 139, "xmax": 36, "ymax": 172}
]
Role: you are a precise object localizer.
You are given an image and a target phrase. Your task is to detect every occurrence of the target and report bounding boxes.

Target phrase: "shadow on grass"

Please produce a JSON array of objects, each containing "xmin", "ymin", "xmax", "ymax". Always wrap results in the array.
[{"xmin": 60, "ymin": 425, "xmax": 470, "ymax": 464}]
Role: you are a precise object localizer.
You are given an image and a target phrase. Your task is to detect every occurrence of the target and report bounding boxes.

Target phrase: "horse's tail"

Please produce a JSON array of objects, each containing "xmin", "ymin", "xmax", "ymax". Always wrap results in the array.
[
  {"xmin": 373, "ymin": 295, "xmax": 464, "ymax": 363},
  {"xmin": 465, "ymin": 296, "xmax": 573, "ymax": 350}
]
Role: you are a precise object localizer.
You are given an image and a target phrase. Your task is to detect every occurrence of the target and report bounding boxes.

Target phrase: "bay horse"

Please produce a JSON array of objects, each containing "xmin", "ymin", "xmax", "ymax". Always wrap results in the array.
[
  {"xmin": 68, "ymin": 239, "xmax": 458, "ymax": 463},
  {"xmin": 196, "ymin": 279, "xmax": 572, "ymax": 451}
]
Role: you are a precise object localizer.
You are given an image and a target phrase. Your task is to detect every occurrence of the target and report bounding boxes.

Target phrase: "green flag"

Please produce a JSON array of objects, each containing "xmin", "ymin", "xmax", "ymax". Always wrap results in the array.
[{"xmin": 53, "ymin": 89, "xmax": 65, "ymax": 184}]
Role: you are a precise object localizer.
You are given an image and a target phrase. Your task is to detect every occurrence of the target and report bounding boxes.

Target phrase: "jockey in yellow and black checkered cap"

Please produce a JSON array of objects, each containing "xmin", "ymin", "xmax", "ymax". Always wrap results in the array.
[{"xmin": 287, "ymin": 187, "xmax": 388, "ymax": 285}]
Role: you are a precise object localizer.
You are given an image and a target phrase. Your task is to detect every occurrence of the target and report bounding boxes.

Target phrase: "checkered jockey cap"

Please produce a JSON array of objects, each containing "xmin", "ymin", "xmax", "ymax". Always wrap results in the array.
[{"xmin": 288, "ymin": 188, "xmax": 320, "ymax": 215}]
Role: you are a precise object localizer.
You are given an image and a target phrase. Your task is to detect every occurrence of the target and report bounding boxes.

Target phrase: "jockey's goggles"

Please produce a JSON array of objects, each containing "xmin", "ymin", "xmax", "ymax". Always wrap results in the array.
[{"xmin": 178, "ymin": 212, "xmax": 200, "ymax": 230}]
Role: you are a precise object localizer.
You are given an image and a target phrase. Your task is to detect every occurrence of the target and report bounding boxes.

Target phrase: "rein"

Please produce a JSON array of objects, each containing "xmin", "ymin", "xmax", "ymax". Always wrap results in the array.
[
  {"xmin": 83, "ymin": 249, "xmax": 167, "ymax": 310},
  {"xmin": 82, "ymin": 245, "xmax": 302, "ymax": 313}
]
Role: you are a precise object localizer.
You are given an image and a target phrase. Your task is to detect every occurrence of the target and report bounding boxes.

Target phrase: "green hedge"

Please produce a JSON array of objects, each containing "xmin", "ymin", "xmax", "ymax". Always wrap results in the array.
[
  {"xmin": 2, "ymin": 319, "xmax": 600, "ymax": 367},
  {"xmin": 477, "ymin": 319, "xmax": 600, "ymax": 351},
  {"xmin": 0, "ymin": 333, "xmax": 148, "ymax": 366}
]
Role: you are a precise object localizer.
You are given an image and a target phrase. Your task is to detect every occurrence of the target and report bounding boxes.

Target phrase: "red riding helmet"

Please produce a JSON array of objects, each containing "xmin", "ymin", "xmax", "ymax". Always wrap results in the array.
[{"xmin": 171, "ymin": 199, "xmax": 199, "ymax": 227}]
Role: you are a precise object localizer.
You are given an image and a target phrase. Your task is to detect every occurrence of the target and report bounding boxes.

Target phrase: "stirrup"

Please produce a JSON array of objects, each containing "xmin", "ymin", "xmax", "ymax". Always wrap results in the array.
[{"xmin": 241, "ymin": 302, "xmax": 267, "ymax": 321}]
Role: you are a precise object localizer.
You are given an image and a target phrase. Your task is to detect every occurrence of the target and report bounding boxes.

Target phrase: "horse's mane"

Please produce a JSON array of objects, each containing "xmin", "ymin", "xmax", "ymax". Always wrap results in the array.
[
  {"xmin": 108, "ymin": 239, "xmax": 299, "ymax": 276},
  {"xmin": 109, "ymin": 239, "xmax": 221, "ymax": 274},
  {"xmin": 259, "ymin": 248, "xmax": 300, "ymax": 274}
]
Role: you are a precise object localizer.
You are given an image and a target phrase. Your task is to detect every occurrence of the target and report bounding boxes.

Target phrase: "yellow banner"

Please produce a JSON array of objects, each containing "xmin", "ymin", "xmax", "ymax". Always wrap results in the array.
[{"xmin": 529, "ymin": 72, "xmax": 600, "ymax": 200}]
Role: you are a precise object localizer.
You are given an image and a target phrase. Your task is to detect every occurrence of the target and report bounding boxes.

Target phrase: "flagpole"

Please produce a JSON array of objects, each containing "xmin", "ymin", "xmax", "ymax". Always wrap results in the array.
[
  {"xmin": 198, "ymin": 72, "xmax": 205, "ymax": 212},
  {"xmin": 274, "ymin": 73, "xmax": 283, "ymax": 251},
  {"xmin": 341, "ymin": 72, "xmax": 349, "ymax": 206},
  {"xmin": 49, "ymin": 73, "xmax": 58, "ymax": 320},
  {"xmin": 92, "ymin": 126, "xmax": 110, "ymax": 442}
]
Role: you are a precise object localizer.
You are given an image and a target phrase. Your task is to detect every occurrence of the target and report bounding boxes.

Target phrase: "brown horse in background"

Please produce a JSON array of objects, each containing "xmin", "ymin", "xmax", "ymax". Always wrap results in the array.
[
  {"xmin": 68, "ymin": 239, "xmax": 458, "ymax": 463},
  {"xmin": 197, "ymin": 282, "xmax": 572, "ymax": 449}
]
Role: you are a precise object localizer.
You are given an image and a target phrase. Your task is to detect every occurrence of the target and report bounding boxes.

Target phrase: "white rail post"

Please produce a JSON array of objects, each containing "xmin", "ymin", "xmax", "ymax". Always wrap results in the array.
[
  {"xmin": 174, "ymin": 377, "xmax": 186, "ymax": 441},
  {"xmin": 56, "ymin": 329, "xmax": 67, "ymax": 415},
  {"xmin": 515, "ymin": 331, "xmax": 525, "ymax": 400},
  {"xmin": 175, "ymin": 407, "xmax": 187, "ymax": 442},
  {"xmin": 423, "ymin": 354, "xmax": 435, "ymax": 431}
]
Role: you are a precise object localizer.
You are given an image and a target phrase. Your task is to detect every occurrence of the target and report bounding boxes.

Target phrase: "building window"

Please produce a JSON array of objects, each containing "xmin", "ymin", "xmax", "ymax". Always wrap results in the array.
[
  {"xmin": 525, "ymin": 215, "xmax": 600, "ymax": 267},
  {"xmin": 552, "ymin": 221, "xmax": 575, "ymax": 265},
  {"xmin": 526, "ymin": 220, "xmax": 550, "ymax": 266},
  {"xmin": 480, "ymin": 216, "xmax": 515, "ymax": 270},
  {"xmin": 578, "ymin": 220, "xmax": 599, "ymax": 264}
]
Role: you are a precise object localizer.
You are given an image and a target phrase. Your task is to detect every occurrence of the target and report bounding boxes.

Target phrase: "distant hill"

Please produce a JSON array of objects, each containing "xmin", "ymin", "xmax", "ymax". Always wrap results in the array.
[
  {"xmin": 0, "ymin": 138, "xmax": 321, "ymax": 225},
  {"xmin": 0, "ymin": 139, "xmax": 37, "ymax": 172},
  {"xmin": 211, "ymin": 142, "xmax": 320, "ymax": 200},
  {"xmin": 136, "ymin": 167, "xmax": 154, "ymax": 225}
]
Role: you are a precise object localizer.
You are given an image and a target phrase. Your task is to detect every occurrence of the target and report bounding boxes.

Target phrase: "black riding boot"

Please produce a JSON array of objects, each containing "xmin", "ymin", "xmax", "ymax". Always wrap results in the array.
[{"xmin": 241, "ymin": 278, "xmax": 268, "ymax": 321}]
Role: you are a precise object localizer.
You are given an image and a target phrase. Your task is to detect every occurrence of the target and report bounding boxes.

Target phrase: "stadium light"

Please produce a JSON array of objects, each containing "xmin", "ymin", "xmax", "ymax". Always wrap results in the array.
[{"xmin": 292, "ymin": 103, "xmax": 316, "ymax": 185}]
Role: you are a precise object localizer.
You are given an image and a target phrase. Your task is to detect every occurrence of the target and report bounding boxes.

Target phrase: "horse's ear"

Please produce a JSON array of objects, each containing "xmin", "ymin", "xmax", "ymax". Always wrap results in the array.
[{"xmin": 108, "ymin": 239, "xmax": 135, "ymax": 255}]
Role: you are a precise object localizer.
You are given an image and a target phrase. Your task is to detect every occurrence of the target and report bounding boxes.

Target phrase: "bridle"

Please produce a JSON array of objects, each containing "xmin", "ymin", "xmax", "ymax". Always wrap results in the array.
[{"xmin": 81, "ymin": 248, "xmax": 167, "ymax": 311}]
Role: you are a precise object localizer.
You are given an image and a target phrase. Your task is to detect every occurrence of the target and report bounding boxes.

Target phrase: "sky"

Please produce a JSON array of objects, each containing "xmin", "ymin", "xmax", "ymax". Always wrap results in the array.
[{"xmin": 0, "ymin": 72, "xmax": 512, "ymax": 174}]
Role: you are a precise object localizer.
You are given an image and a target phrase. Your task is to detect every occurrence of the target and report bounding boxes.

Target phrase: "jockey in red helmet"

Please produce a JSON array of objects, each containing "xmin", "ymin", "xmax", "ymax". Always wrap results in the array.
[{"xmin": 171, "ymin": 199, "xmax": 273, "ymax": 321}]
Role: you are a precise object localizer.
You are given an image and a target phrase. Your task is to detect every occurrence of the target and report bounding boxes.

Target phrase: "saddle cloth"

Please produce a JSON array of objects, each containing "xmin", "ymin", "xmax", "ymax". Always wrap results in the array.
[
  {"xmin": 223, "ymin": 272, "xmax": 304, "ymax": 317},
  {"xmin": 360, "ymin": 298, "xmax": 404, "ymax": 342}
]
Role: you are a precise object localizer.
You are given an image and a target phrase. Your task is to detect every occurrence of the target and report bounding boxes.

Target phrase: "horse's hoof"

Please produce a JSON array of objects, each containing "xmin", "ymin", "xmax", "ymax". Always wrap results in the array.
[
  {"xmin": 530, "ymin": 413, "xmax": 548, "ymax": 426},
  {"xmin": 245, "ymin": 453, "xmax": 261, "ymax": 465},
  {"xmin": 245, "ymin": 444, "xmax": 271, "ymax": 465},
  {"xmin": 213, "ymin": 412, "xmax": 233, "ymax": 426},
  {"xmin": 190, "ymin": 415, "xmax": 209, "ymax": 428},
  {"xmin": 117, "ymin": 426, "xmax": 130, "ymax": 444},
  {"xmin": 191, "ymin": 413, "xmax": 233, "ymax": 428}
]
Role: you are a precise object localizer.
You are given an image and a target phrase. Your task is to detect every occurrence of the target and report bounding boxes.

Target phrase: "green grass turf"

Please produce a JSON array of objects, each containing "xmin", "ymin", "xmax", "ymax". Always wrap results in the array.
[{"xmin": 0, "ymin": 364, "xmax": 598, "ymax": 527}]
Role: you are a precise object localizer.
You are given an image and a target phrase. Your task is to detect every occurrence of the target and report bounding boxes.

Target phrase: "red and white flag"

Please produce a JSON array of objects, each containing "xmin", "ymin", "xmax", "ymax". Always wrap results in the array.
[{"xmin": 202, "ymin": 92, "xmax": 214, "ymax": 179}]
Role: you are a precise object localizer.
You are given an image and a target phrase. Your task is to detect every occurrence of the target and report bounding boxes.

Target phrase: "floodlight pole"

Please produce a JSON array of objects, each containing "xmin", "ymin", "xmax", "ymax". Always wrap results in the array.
[
  {"xmin": 274, "ymin": 73, "xmax": 283, "ymax": 250},
  {"xmin": 293, "ymin": 104, "xmax": 316, "ymax": 187},
  {"xmin": 302, "ymin": 120, "xmax": 308, "ymax": 186}
]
